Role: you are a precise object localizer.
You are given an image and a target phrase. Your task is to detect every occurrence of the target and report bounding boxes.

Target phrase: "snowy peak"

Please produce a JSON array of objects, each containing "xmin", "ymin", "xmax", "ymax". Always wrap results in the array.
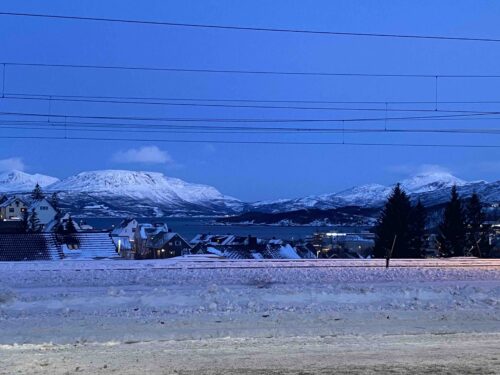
[
  {"xmin": 249, "ymin": 172, "xmax": 478, "ymax": 212},
  {"xmin": 49, "ymin": 169, "xmax": 235, "ymax": 201},
  {"xmin": 47, "ymin": 170, "xmax": 242, "ymax": 216},
  {"xmin": 400, "ymin": 172, "xmax": 466, "ymax": 193},
  {"xmin": 0, "ymin": 170, "xmax": 59, "ymax": 192}
]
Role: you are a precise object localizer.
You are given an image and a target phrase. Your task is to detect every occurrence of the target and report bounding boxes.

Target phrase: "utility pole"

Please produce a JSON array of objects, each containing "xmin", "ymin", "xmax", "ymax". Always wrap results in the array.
[{"xmin": 386, "ymin": 235, "xmax": 397, "ymax": 268}]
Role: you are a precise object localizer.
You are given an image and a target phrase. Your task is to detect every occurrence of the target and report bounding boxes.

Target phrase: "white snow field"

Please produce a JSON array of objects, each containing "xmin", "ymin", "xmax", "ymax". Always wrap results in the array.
[{"xmin": 1, "ymin": 258, "xmax": 499, "ymax": 374}]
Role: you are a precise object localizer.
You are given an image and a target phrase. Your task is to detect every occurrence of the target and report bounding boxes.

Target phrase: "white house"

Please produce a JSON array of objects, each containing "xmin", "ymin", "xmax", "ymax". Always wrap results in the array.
[
  {"xmin": 29, "ymin": 198, "xmax": 58, "ymax": 227},
  {"xmin": 110, "ymin": 218, "xmax": 139, "ymax": 258},
  {"xmin": 0, "ymin": 196, "xmax": 28, "ymax": 220}
]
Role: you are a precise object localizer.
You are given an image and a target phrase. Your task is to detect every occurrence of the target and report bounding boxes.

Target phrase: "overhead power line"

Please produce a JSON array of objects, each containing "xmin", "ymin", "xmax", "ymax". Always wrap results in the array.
[
  {"xmin": 3, "ymin": 62, "xmax": 500, "ymax": 79},
  {"xmin": 8, "ymin": 91, "xmax": 500, "ymax": 105},
  {"xmin": 1, "ymin": 134, "xmax": 498, "ymax": 148},
  {"xmin": 3, "ymin": 94, "xmax": 493, "ymax": 115},
  {"xmin": 2, "ymin": 120, "xmax": 500, "ymax": 135},
  {"xmin": 0, "ymin": 110, "xmax": 497, "ymax": 124},
  {"xmin": 1, "ymin": 11, "xmax": 500, "ymax": 43}
]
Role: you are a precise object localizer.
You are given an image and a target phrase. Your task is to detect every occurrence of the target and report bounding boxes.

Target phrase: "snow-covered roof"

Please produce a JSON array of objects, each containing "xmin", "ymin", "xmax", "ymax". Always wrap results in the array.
[
  {"xmin": 0, "ymin": 196, "xmax": 26, "ymax": 208},
  {"xmin": 59, "ymin": 232, "xmax": 119, "ymax": 260},
  {"xmin": 29, "ymin": 198, "xmax": 56, "ymax": 211},
  {"xmin": 149, "ymin": 232, "xmax": 190, "ymax": 249}
]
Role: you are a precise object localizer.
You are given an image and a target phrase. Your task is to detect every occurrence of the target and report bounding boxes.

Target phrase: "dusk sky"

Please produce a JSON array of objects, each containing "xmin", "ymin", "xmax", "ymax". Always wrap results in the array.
[{"xmin": 0, "ymin": 0, "xmax": 499, "ymax": 201}]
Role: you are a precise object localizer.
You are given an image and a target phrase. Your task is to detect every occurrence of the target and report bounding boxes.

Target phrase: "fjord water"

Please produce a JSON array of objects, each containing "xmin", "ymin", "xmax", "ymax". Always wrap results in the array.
[{"xmin": 83, "ymin": 217, "xmax": 369, "ymax": 241}]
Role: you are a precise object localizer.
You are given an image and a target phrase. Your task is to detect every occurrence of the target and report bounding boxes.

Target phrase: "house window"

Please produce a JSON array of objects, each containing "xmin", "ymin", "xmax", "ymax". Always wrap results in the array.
[
  {"xmin": 175, "ymin": 241, "xmax": 182, "ymax": 246},
  {"xmin": 9, "ymin": 208, "xmax": 14, "ymax": 213},
  {"xmin": 40, "ymin": 206, "xmax": 48, "ymax": 211}
]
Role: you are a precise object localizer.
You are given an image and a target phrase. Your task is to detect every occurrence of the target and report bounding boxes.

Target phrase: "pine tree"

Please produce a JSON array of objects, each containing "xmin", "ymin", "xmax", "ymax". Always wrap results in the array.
[
  {"xmin": 31, "ymin": 183, "xmax": 44, "ymax": 200},
  {"xmin": 50, "ymin": 192, "xmax": 59, "ymax": 211},
  {"xmin": 437, "ymin": 185, "xmax": 466, "ymax": 257},
  {"xmin": 408, "ymin": 199, "xmax": 427, "ymax": 258},
  {"xmin": 28, "ymin": 208, "xmax": 41, "ymax": 233},
  {"xmin": 465, "ymin": 193, "xmax": 491, "ymax": 257},
  {"xmin": 374, "ymin": 184, "xmax": 412, "ymax": 258},
  {"xmin": 65, "ymin": 216, "xmax": 78, "ymax": 234},
  {"xmin": 21, "ymin": 209, "xmax": 30, "ymax": 233}
]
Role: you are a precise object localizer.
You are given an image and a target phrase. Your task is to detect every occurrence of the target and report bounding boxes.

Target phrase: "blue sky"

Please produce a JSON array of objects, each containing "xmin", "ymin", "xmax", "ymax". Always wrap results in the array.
[{"xmin": 0, "ymin": 0, "xmax": 499, "ymax": 201}]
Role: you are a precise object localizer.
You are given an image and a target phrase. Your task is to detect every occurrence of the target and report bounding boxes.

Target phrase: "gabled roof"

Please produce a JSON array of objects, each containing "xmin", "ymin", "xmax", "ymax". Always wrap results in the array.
[
  {"xmin": 0, "ymin": 233, "xmax": 62, "ymax": 261},
  {"xmin": 190, "ymin": 234, "xmax": 238, "ymax": 246},
  {"xmin": 29, "ymin": 198, "xmax": 56, "ymax": 211},
  {"xmin": 149, "ymin": 231, "xmax": 189, "ymax": 249},
  {"xmin": 0, "ymin": 196, "xmax": 27, "ymax": 208}
]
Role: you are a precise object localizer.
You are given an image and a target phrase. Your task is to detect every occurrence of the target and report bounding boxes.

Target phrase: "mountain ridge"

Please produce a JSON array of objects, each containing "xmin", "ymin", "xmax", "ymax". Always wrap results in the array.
[{"xmin": 0, "ymin": 169, "xmax": 498, "ymax": 218}]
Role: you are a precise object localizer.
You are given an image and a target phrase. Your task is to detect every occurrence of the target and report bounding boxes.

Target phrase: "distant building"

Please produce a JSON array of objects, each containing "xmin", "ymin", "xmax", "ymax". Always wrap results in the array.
[
  {"xmin": 110, "ymin": 218, "xmax": 139, "ymax": 258},
  {"xmin": 304, "ymin": 231, "xmax": 375, "ymax": 258},
  {"xmin": 148, "ymin": 232, "xmax": 191, "ymax": 258},
  {"xmin": 191, "ymin": 233, "xmax": 305, "ymax": 260},
  {"xmin": 133, "ymin": 222, "xmax": 191, "ymax": 259},
  {"xmin": 29, "ymin": 198, "xmax": 58, "ymax": 228},
  {"xmin": 0, "ymin": 196, "xmax": 28, "ymax": 221},
  {"xmin": 58, "ymin": 232, "xmax": 119, "ymax": 260}
]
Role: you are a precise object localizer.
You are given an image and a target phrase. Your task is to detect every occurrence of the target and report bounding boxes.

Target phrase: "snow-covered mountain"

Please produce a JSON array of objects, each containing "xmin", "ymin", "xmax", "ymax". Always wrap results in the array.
[
  {"xmin": 47, "ymin": 170, "xmax": 243, "ymax": 217},
  {"xmin": 400, "ymin": 172, "xmax": 466, "ymax": 193},
  {"xmin": 1, "ymin": 169, "xmax": 498, "ymax": 218},
  {"xmin": 0, "ymin": 170, "xmax": 59, "ymax": 192},
  {"xmin": 249, "ymin": 172, "xmax": 498, "ymax": 213}
]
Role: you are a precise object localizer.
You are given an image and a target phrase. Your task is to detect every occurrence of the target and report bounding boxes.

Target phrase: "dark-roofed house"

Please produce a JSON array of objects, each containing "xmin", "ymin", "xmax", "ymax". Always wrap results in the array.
[
  {"xmin": 58, "ymin": 232, "xmax": 119, "ymax": 260},
  {"xmin": 146, "ymin": 232, "xmax": 191, "ymax": 259},
  {"xmin": 0, "ymin": 233, "xmax": 63, "ymax": 261}
]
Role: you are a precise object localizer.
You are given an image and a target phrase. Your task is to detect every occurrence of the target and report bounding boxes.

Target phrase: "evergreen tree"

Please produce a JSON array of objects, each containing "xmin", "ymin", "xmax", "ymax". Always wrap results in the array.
[
  {"xmin": 437, "ymin": 185, "xmax": 466, "ymax": 257},
  {"xmin": 21, "ymin": 209, "xmax": 30, "ymax": 233},
  {"xmin": 374, "ymin": 184, "xmax": 412, "ymax": 258},
  {"xmin": 56, "ymin": 222, "xmax": 66, "ymax": 234},
  {"xmin": 28, "ymin": 208, "xmax": 41, "ymax": 233},
  {"xmin": 408, "ymin": 199, "xmax": 427, "ymax": 258},
  {"xmin": 465, "ymin": 193, "xmax": 491, "ymax": 257},
  {"xmin": 31, "ymin": 183, "xmax": 44, "ymax": 200},
  {"xmin": 50, "ymin": 192, "xmax": 59, "ymax": 211},
  {"xmin": 65, "ymin": 216, "xmax": 78, "ymax": 234}
]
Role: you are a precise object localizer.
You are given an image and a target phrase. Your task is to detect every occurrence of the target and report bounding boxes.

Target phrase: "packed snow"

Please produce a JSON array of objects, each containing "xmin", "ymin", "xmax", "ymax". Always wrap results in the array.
[{"xmin": 1, "ymin": 259, "xmax": 499, "ymax": 373}]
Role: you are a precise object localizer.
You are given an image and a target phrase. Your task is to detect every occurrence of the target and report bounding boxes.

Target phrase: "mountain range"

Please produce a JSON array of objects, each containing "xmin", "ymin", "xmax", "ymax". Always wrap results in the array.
[{"xmin": 0, "ymin": 169, "xmax": 498, "ymax": 221}]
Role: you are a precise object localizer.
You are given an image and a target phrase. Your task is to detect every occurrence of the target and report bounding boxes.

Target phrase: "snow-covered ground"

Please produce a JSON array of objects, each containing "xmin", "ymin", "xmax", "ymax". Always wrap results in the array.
[{"xmin": 1, "ymin": 259, "xmax": 499, "ymax": 374}]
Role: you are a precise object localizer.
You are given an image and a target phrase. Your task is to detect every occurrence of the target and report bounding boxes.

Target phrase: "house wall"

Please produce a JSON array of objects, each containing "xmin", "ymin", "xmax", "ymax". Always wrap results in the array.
[
  {"xmin": 155, "ymin": 234, "xmax": 191, "ymax": 258},
  {"xmin": 31, "ymin": 199, "xmax": 58, "ymax": 225},
  {"xmin": 0, "ymin": 199, "xmax": 27, "ymax": 220},
  {"xmin": 112, "ymin": 219, "xmax": 138, "ymax": 239}
]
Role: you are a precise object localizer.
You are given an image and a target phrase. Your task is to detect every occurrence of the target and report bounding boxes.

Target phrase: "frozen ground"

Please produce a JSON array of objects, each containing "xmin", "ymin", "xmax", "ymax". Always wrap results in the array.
[{"xmin": 1, "ymin": 258, "xmax": 499, "ymax": 374}]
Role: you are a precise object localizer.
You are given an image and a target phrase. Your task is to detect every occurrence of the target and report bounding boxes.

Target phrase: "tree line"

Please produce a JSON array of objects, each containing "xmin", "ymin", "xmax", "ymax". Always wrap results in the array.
[{"xmin": 374, "ymin": 184, "xmax": 493, "ymax": 258}]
